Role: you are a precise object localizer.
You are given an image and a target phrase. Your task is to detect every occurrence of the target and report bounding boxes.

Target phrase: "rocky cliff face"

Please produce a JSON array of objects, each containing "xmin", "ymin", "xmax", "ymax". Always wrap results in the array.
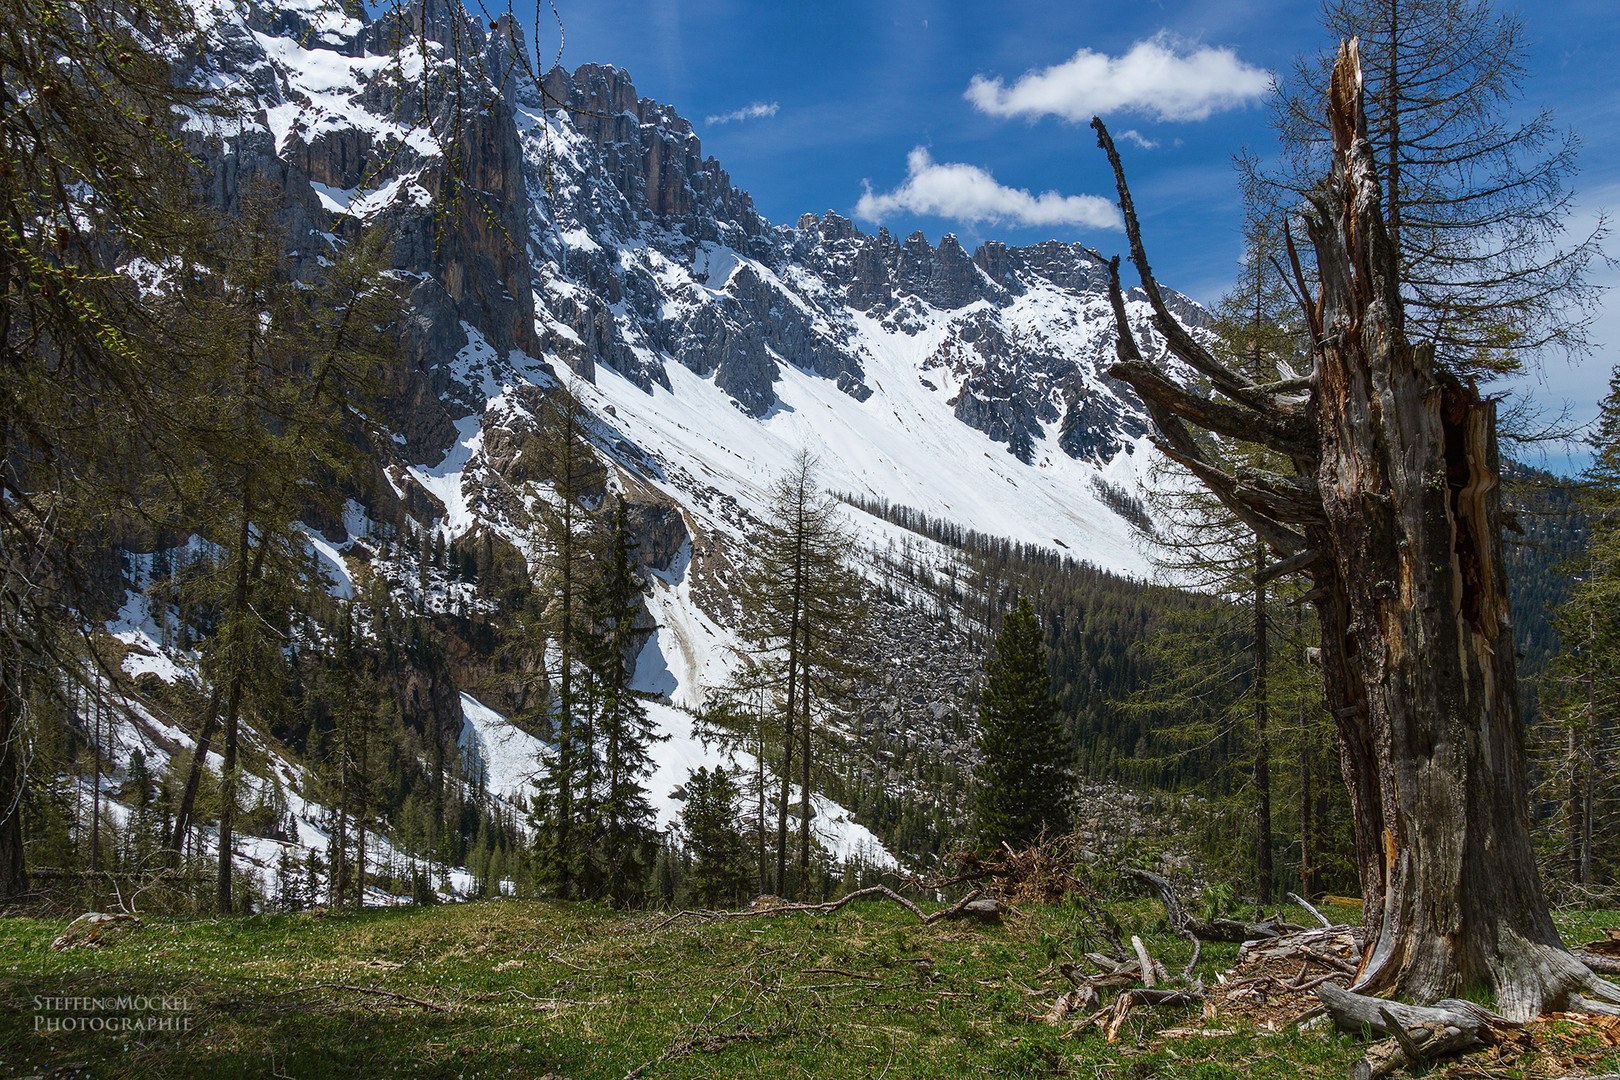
[
  {"xmin": 185, "ymin": 0, "xmax": 1201, "ymax": 601},
  {"xmin": 84, "ymin": 0, "xmax": 1227, "ymax": 880}
]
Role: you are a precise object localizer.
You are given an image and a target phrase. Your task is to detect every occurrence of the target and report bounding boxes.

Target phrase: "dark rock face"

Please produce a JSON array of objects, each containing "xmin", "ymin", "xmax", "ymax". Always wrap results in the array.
[
  {"xmin": 1061, "ymin": 392, "xmax": 1149, "ymax": 460},
  {"xmin": 187, "ymin": 0, "xmax": 1199, "ymax": 555},
  {"xmin": 624, "ymin": 499, "xmax": 689, "ymax": 572}
]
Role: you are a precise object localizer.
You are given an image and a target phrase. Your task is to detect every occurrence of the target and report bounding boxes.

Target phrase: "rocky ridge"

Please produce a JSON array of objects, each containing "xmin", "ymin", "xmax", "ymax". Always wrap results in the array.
[{"xmin": 93, "ymin": 0, "xmax": 1223, "ymax": 878}]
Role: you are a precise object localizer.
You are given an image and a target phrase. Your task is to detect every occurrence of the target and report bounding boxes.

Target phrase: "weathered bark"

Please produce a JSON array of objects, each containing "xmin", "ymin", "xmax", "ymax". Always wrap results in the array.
[
  {"xmin": 1317, "ymin": 983, "xmax": 1512, "ymax": 1079},
  {"xmin": 1094, "ymin": 40, "xmax": 1620, "ymax": 1019}
]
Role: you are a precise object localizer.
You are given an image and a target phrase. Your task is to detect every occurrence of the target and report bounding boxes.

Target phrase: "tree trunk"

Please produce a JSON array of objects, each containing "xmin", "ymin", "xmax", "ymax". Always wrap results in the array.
[
  {"xmin": 332, "ymin": 764, "xmax": 348, "ymax": 907},
  {"xmin": 557, "ymin": 507, "xmax": 574, "ymax": 902},
  {"xmin": 91, "ymin": 691, "xmax": 102, "ymax": 874},
  {"xmin": 356, "ymin": 724, "xmax": 368, "ymax": 909},
  {"xmin": 774, "ymin": 658, "xmax": 795, "ymax": 897},
  {"xmin": 1253, "ymin": 545, "xmax": 1272, "ymax": 906},
  {"xmin": 774, "ymin": 540, "xmax": 805, "ymax": 897},
  {"xmin": 756, "ymin": 693, "xmax": 767, "ymax": 896},
  {"xmin": 1299, "ymin": 621, "xmax": 1315, "ymax": 897},
  {"xmin": 1294, "ymin": 45, "xmax": 1612, "ymax": 1018},
  {"xmin": 1092, "ymin": 41, "xmax": 1620, "ymax": 1019},
  {"xmin": 0, "ymin": 663, "xmax": 28, "ymax": 904},
  {"xmin": 798, "ymin": 636, "xmax": 812, "ymax": 888}
]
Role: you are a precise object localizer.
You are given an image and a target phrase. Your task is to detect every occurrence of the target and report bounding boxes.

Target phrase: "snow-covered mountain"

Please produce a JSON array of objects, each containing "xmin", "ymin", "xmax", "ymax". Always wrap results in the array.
[
  {"xmin": 196, "ymin": 0, "xmax": 1195, "ymax": 574},
  {"xmin": 84, "ymin": 0, "xmax": 1213, "ymax": 893}
]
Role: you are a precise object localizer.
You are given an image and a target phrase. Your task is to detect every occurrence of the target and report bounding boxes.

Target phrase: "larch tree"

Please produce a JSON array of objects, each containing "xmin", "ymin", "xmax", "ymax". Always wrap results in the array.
[
  {"xmin": 162, "ymin": 205, "xmax": 396, "ymax": 913},
  {"xmin": 737, "ymin": 450, "xmax": 866, "ymax": 896},
  {"xmin": 1091, "ymin": 43, "xmax": 1620, "ymax": 1017},
  {"xmin": 0, "ymin": 0, "xmax": 221, "ymax": 903},
  {"xmin": 1254, "ymin": 0, "xmax": 1605, "ymax": 378},
  {"xmin": 973, "ymin": 597, "xmax": 1075, "ymax": 852},
  {"xmin": 1139, "ymin": 213, "xmax": 1318, "ymax": 905}
]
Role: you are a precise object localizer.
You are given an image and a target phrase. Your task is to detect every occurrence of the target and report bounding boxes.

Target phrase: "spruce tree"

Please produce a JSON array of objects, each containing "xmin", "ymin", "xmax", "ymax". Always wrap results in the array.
[
  {"xmin": 522, "ymin": 378, "xmax": 605, "ymax": 899},
  {"xmin": 583, "ymin": 495, "xmax": 661, "ymax": 906},
  {"xmin": 973, "ymin": 597, "xmax": 1075, "ymax": 851},
  {"xmin": 682, "ymin": 766, "xmax": 752, "ymax": 908}
]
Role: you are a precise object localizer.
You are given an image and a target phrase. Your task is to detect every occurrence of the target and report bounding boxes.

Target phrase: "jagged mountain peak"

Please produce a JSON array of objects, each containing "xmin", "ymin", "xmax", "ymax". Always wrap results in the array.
[{"xmin": 187, "ymin": 0, "xmax": 1205, "ymax": 572}]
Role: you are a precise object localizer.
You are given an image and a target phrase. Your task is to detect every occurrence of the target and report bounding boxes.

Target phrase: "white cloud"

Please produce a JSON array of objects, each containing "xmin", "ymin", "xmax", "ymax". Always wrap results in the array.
[
  {"xmin": 1118, "ymin": 129, "xmax": 1159, "ymax": 150},
  {"xmin": 854, "ymin": 147, "xmax": 1121, "ymax": 231},
  {"xmin": 965, "ymin": 33, "xmax": 1269, "ymax": 123},
  {"xmin": 705, "ymin": 101, "xmax": 779, "ymax": 125}
]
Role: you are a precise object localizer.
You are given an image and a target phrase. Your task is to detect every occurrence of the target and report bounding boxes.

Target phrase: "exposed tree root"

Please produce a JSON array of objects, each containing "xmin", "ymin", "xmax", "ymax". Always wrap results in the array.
[{"xmin": 1351, "ymin": 933, "xmax": 1620, "ymax": 1022}]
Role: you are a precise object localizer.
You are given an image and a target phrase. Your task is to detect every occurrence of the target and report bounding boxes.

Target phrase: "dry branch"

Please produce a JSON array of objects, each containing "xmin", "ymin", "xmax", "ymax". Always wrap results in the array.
[
  {"xmin": 1103, "ymin": 987, "xmax": 1205, "ymax": 1041},
  {"xmin": 269, "ymin": 983, "xmax": 448, "ymax": 1012},
  {"xmin": 1132, "ymin": 936, "xmax": 1157, "ymax": 989},
  {"xmin": 656, "ymin": 886, "xmax": 988, "ymax": 930},
  {"xmin": 1289, "ymin": 892, "xmax": 1334, "ymax": 928},
  {"xmin": 1125, "ymin": 869, "xmax": 1308, "ymax": 943}
]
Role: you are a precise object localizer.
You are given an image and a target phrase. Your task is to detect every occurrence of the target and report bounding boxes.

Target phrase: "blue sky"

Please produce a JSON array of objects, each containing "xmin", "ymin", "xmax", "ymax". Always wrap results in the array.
[{"xmin": 518, "ymin": 0, "xmax": 1619, "ymax": 472}]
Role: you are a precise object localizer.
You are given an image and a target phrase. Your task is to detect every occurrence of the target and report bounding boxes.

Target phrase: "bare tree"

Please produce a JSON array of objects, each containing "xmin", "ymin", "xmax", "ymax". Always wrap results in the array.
[{"xmin": 1092, "ymin": 42, "xmax": 1620, "ymax": 1018}]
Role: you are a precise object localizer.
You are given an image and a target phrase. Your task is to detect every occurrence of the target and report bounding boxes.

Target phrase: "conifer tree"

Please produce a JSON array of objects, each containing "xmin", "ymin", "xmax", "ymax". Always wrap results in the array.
[
  {"xmin": 161, "ymin": 207, "xmax": 397, "ymax": 912},
  {"xmin": 1253, "ymin": 0, "xmax": 1605, "ymax": 378},
  {"xmin": 1130, "ymin": 219, "xmax": 1337, "ymax": 903},
  {"xmin": 0, "ymin": 0, "xmax": 221, "ymax": 902},
  {"xmin": 522, "ymin": 379, "xmax": 605, "ymax": 899},
  {"xmin": 736, "ymin": 451, "xmax": 867, "ymax": 895},
  {"xmin": 1540, "ymin": 364, "xmax": 1620, "ymax": 888},
  {"xmin": 583, "ymin": 495, "xmax": 661, "ymax": 906},
  {"xmin": 973, "ymin": 597, "xmax": 1075, "ymax": 851},
  {"xmin": 682, "ymin": 766, "xmax": 752, "ymax": 908}
]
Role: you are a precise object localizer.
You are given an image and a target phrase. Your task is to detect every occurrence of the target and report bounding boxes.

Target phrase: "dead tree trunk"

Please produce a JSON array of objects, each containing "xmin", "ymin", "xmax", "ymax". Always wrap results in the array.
[{"xmin": 1091, "ymin": 40, "xmax": 1620, "ymax": 1020}]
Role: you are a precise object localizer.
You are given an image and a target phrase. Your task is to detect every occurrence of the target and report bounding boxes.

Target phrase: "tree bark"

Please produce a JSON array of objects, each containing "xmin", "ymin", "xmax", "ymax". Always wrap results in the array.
[
  {"xmin": 1253, "ymin": 544, "xmax": 1272, "ymax": 906},
  {"xmin": 1093, "ymin": 40, "xmax": 1620, "ymax": 1019},
  {"xmin": 0, "ymin": 659, "xmax": 28, "ymax": 904}
]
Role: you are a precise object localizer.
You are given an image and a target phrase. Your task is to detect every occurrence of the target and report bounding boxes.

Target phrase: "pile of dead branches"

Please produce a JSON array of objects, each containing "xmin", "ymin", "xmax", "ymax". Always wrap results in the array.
[
  {"xmin": 1039, "ymin": 932, "xmax": 1205, "ymax": 1041},
  {"xmin": 1212, "ymin": 924, "xmax": 1362, "ymax": 1026},
  {"xmin": 927, "ymin": 834, "xmax": 1099, "ymax": 907}
]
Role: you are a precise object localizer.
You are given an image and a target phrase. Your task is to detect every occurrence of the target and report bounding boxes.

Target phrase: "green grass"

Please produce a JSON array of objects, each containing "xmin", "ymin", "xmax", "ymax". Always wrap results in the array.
[{"xmin": 0, "ymin": 900, "xmax": 1615, "ymax": 1079}]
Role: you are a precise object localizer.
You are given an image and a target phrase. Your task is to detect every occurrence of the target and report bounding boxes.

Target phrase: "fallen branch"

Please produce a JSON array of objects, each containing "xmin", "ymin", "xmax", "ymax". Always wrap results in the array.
[
  {"xmin": 1288, "ymin": 891, "xmax": 1334, "ymax": 929},
  {"xmin": 1125, "ymin": 869, "xmax": 1306, "ymax": 943},
  {"xmin": 269, "ymin": 983, "xmax": 448, "ymax": 1012},
  {"xmin": 1288, "ymin": 971, "xmax": 1350, "ymax": 993},
  {"xmin": 1353, "ymin": 1016, "xmax": 1481, "ymax": 1080},
  {"xmin": 51, "ymin": 911, "xmax": 141, "ymax": 950},
  {"xmin": 657, "ymin": 886, "xmax": 987, "ymax": 929},
  {"xmin": 1316, "ymin": 982, "xmax": 1517, "ymax": 1078},
  {"xmin": 1132, "ymin": 936, "xmax": 1157, "ymax": 989},
  {"xmin": 623, "ymin": 970, "xmax": 772, "ymax": 1080},
  {"xmin": 1315, "ymin": 982, "xmax": 1512, "ymax": 1039},
  {"xmin": 1104, "ymin": 987, "xmax": 1204, "ymax": 1041},
  {"xmin": 1045, "ymin": 985, "xmax": 1100, "ymax": 1024},
  {"xmin": 1302, "ymin": 948, "xmax": 1359, "ymax": 976}
]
